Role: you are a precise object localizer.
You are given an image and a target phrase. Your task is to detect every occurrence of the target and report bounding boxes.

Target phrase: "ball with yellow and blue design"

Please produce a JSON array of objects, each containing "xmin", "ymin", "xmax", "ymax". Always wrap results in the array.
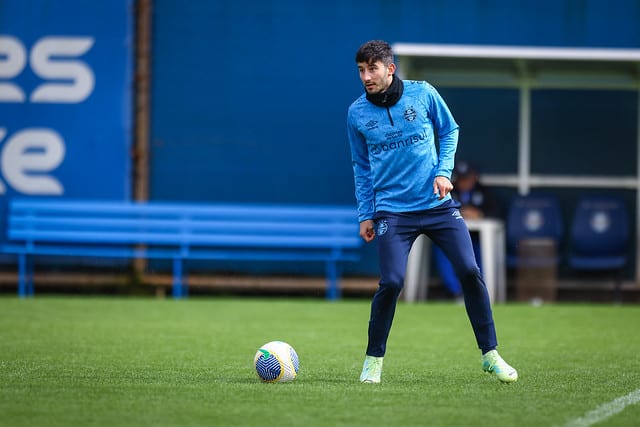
[{"xmin": 254, "ymin": 341, "xmax": 299, "ymax": 383}]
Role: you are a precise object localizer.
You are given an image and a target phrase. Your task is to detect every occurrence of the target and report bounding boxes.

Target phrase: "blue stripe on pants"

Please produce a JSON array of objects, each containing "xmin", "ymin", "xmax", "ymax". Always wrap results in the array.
[{"xmin": 366, "ymin": 199, "xmax": 498, "ymax": 357}]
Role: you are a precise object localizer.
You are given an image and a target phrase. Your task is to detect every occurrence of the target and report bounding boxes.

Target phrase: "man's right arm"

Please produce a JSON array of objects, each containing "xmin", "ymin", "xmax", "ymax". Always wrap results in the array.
[{"xmin": 347, "ymin": 111, "xmax": 375, "ymax": 223}]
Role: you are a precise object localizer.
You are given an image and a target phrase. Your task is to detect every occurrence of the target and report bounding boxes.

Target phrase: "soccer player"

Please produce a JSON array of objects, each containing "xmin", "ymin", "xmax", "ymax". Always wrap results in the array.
[{"xmin": 346, "ymin": 40, "xmax": 517, "ymax": 384}]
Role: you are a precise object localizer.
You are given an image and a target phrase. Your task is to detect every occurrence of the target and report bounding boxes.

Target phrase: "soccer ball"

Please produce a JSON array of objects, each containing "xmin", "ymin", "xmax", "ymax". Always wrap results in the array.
[{"xmin": 254, "ymin": 341, "xmax": 299, "ymax": 383}]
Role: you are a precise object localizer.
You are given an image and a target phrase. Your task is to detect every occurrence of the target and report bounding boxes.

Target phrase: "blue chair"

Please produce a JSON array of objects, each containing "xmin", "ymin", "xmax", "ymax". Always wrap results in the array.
[
  {"xmin": 506, "ymin": 194, "xmax": 564, "ymax": 268},
  {"xmin": 568, "ymin": 195, "xmax": 630, "ymax": 300}
]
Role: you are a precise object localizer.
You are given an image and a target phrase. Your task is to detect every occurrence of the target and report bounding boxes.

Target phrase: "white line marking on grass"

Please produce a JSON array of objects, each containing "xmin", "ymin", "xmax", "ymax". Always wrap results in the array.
[{"xmin": 563, "ymin": 388, "xmax": 640, "ymax": 427}]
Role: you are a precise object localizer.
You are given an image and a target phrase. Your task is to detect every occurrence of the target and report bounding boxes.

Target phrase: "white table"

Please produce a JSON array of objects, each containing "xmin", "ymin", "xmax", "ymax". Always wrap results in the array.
[{"xmin": 403, "ymin": 218, "xmax": 506, "ymax": 303}]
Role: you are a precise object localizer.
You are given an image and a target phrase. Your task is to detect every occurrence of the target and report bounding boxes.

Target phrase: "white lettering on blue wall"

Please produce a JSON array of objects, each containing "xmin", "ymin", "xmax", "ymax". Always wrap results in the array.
[{"xmin": 0, "ymin": 127, "xmax": 65, "ymax": 195}]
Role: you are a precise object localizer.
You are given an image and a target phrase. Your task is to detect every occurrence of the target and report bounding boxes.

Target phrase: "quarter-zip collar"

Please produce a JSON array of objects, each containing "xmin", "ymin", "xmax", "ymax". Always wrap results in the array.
[
  {"xmin": 366, "ymin": 75, "xmax": 403, "ymax": 126},
  {"xmin": 366, "ymin": 74, "xmax": 404, "ymax": 108}
]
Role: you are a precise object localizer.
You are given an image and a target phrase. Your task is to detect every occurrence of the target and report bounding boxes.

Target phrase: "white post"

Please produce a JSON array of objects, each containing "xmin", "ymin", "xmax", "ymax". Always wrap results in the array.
[
  {"xmin": 404, "ymin": 235, "xmax": 430, "ymax": 303},
  {"xmin": 518, "ymin": 82, "xmax": 531, "ymax": 196}
]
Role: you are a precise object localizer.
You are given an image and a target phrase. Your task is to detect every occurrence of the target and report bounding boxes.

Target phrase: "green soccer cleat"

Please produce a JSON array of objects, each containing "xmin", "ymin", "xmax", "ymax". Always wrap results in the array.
[
  {"xmin": 482, "ymin": 350, "xmax": 518, "ymax": 383},
  {"xmin": 359, "ymin": 355, "xmax": 383, "ymax": 384}
]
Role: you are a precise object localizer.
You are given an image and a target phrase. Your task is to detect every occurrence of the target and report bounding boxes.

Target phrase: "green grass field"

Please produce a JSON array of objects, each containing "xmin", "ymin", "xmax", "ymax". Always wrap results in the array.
[{"xmin": 1, "ymin": 297, "xmax": 639, "ymax": 427}]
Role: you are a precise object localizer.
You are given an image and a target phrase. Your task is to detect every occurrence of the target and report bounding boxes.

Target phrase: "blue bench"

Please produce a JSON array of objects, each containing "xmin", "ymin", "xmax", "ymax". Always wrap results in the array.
[{"xmin": 2, "ymin": 199, "xmax": 362, "ymax": 299}]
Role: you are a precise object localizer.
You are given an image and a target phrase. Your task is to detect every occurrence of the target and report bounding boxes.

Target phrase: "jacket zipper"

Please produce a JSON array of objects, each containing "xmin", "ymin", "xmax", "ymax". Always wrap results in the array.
[{"xmin": 386, "ymin": 107, "xmax": 394, "ymax": 126}]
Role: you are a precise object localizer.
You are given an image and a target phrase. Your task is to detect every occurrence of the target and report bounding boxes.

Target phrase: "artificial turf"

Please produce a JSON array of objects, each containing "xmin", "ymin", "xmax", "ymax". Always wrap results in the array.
[{"xmin": 1, "ymin": 296, "xmax": 639, "ymax": 426}]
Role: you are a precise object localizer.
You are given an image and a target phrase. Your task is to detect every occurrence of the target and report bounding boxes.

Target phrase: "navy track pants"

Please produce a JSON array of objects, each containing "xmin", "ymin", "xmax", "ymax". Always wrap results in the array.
[{"xmin": 366, "ymin": 199, "xmax": 498, "ymax": 357}]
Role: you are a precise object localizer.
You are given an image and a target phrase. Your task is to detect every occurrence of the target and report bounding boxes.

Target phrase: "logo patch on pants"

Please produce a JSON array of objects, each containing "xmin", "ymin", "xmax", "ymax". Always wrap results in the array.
[{"xmin": 376, "ymin": 219, "xmax": 389, "ymax": 236}]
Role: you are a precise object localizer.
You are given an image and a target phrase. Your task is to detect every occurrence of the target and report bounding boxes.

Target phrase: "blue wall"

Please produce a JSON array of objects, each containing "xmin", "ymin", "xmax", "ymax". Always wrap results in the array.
[
  {"xmin": 150, "ymin": 0, "xmax": 640, "ymax": 276},
  {"xmin": 0, "ymin": 0, "xmax": 133, "ymax": 200}
]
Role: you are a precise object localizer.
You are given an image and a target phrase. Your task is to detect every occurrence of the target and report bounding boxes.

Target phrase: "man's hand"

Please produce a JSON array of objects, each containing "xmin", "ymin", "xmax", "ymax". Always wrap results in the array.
[
  {"xmin": 359, "ymin": 220, "xmax": 375, "ymax": 243},
  {"xmin": 433, "ymin": 176, "xmax": 453, "ymax": 200}
]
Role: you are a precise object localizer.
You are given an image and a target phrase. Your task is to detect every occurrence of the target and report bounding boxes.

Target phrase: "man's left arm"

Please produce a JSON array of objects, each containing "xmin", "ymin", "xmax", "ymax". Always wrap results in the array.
[
  {"xmin": 427, "ymin": 85, "xmax": 459, "ymax": 198},
  {"xmin": 427, "ymin": 85, "xmax": 459, "ymax": 180}
]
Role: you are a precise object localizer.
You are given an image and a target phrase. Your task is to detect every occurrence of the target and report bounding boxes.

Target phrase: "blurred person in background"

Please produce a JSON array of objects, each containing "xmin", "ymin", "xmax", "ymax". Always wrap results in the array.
[
  {"xmin": 347, "ymin": 40, "xmax": 517, "ymax": 385},
  {"xmin": 434, "ymin": 160, "xmax": 503, "ymax": 298}
]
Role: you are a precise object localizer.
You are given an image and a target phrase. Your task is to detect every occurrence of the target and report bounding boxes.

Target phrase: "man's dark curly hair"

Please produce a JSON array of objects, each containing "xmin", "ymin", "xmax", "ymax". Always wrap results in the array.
[{"xmin": 355, "ymin": 40, "xmax": 394, "ymax": 66}]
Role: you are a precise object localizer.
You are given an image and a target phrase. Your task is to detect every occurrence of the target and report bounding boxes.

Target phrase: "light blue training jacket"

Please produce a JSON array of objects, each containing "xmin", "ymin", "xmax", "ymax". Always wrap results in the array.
[{"xmin": 347, "ymin": 80, "xmax": 459, "ymax": 222}]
